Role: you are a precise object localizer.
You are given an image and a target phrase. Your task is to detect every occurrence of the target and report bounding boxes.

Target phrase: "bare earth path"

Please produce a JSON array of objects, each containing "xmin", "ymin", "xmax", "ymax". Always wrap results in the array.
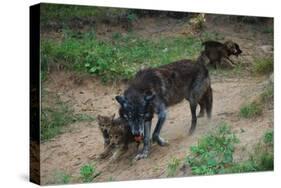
[{"xmin": 40, "ymin": 72, "xmax": 273, "ymax": 184}]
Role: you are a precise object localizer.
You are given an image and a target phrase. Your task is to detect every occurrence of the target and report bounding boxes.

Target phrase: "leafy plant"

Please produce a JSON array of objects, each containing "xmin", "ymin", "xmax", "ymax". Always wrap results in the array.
[
  {"xmin": 54, "ymin": 171, "xmax": 71, "ymax": 184},
  {"xmin": 186, "ymin": 123, "xmax": 239, "ymax": 175},
  {"xmin": 80, "ymin": 164, "xmax": 100, "ymax": 182}
]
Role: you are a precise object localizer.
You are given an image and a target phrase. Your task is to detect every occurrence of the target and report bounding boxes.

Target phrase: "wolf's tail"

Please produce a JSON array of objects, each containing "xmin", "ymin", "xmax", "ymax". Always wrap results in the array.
[{"xmin": 205, "ymin": 86, "xmax": 213, "ymax": 118}]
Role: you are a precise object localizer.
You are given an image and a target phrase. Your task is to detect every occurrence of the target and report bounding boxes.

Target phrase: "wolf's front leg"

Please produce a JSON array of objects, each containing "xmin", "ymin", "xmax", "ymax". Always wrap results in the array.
[
  {"xmin": 152, "ymin": 104, "xmax": 168, "ymax": 146},
  {"xmin": 135, "ymin": 121, "xmax": 151, "ymax": 160}
]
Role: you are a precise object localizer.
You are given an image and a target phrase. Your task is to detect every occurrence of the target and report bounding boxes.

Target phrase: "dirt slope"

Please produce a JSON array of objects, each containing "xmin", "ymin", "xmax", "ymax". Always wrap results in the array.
[{"xmin": 40, "ymin": 72, "xmax": 273, "ymax": 184}]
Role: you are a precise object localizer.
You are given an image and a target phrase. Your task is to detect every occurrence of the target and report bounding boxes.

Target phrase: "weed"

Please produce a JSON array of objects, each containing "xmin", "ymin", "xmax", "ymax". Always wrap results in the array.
[
  {"xmin": 80, "ymin": 164, "xmax": 100, "ymax": 182},
  {"xmin": 252, "ymin": 57, "xmax": 273, "ymax": 75},
  {"xmin": 167, "ymin": 157, "xmax": 181, "ymax": 177},
  {"xmin": 239, "ymin": 102, "xmax": 262, "ymax": 118},
  {"xmin": 186, "ymin": 123, "xmax": 239, "ymax": 175},
  {"xmin": 263, "ymin": 130, "xmax": 273, "ymax": 145}
]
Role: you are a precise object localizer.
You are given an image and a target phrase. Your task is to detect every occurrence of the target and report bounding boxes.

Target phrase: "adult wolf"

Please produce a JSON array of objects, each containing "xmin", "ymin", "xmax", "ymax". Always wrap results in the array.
[{"xmin": 115, "ymin": 59, "xmax": 213, "ymax": 160}]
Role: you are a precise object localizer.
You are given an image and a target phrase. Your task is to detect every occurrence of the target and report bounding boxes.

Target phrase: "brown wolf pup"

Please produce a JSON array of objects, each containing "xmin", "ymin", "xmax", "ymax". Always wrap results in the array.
[
  {"xmin": 201, "ymin": 40, "xmax": 242, "ymax": 69},
  {"xmin": 97, "ymin": 114, "xmax": 115, "ymax": 148},
  {"xmin": 115, "ymin": 58, "xmax": 213, "ymax": 160},
  {"xmin": 97, "ymin": 115, "xmax": 139, "ymax": 161}
]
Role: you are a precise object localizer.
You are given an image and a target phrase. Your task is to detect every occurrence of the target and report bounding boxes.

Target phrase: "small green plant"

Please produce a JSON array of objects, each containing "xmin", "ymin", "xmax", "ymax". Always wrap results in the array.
[
  {"xmin": 239, "ymin": 102, "xmax": 262, "ymax": 118},
  {"xmin": 54, "ymin": 172, "xmax": 71, "ymax": 184},
  {"xmin": 186, "ymin": 123, "xmax": 239, "ymax": 175},
  {"xmin": 167, "ymin": 157, "xmax": 181, "ymax": 177},
  {"xmin": 80, "ymin": 164, "xmax": 99, "ymax": 182},
  {"xmin": 253, "ymin": 57, "xmax": 273, "ymax": 75},
  {"xmin": 263, "ymin": 130, "xmax": 273, "ymax": 145}
]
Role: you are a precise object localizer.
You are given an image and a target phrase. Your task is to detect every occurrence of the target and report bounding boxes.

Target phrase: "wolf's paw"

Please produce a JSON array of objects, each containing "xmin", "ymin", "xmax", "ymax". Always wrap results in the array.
[
  {"xmin": 152, "ymin": 135, "xmax": 169, "ymax": 146},
  {"xmin": 134, "ymin": 150, "xmax": 149, "ymax": 160}
]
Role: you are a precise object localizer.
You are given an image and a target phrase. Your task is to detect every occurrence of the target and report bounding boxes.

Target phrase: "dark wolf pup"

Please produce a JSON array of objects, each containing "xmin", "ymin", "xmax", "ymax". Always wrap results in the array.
[
  {"xmin": 115, "ymin": 59, "xmax": 213, "ymax": 160},
  {"xmin": 201, "ymin": 40, "xmax": 242, "ymax": 69}
]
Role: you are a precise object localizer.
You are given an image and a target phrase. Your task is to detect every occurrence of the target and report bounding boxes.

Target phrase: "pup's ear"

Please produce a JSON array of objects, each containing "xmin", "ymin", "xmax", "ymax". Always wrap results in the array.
[{"xmin": 115, "ymin": 96, "xmax": 127, "ymax": 107}]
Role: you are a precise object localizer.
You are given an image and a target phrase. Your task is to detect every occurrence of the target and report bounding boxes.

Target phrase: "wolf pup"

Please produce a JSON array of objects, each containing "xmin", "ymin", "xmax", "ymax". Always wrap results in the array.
[
  {"xmin": 97, "ymin": 115, "xmax": 139, "ymax": 161},
  {"xmin": 97, "ymin": 114, "xmax": 115, "ymax": 148},
  {"xmin": 201, "ymin": 40, "xmax": 242, "ymax": 69},
  {"xmin": 115, "ymin": 58, "xmax": 213, "ymax": 160}
]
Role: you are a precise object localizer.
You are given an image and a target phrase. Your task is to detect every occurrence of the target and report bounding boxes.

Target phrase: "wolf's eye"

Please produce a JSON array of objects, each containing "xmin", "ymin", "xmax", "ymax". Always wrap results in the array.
[{"xmin": 115, "ymin": 135, "xmax": 118, "ymax": 139}]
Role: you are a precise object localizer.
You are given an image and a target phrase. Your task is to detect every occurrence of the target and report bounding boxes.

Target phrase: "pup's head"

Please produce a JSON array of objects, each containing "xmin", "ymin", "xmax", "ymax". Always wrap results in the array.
[
  {"xmin": 115, "ymin": 92, "xmax": 155, "ymax": 136},
  {"xmin": 108, "ymin": 126, "xmax": 125, "ymax": 145},
  {"xmin": 97, "ymin": 114, "xmax": 115, "ymax": 132},
  {"xmin": 224, "ymin": 40, "xmax": 242, "ymax": 56}
]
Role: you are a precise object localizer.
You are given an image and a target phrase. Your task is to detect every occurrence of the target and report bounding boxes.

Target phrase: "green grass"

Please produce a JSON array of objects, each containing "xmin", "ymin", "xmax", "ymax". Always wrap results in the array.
[
  {"xmin": 261, "ymin": 82, "xmax": 274, "ymax": 103},
  {"xmin": 80, "ymin": 164, "xmax": 100, "ymax": 182},
  {"xmin": 239, "ymin": 102, "xmax": 262, "ymax": 118},
  {"xmin": 41, "ymin": 32, "xmax": 202, "ymax": 82},
  {"xmin": 186, "ymin": 123, "xmax": 239, "ymax": 175},
  {"xmin": 167, "ymin": 157, "xmax": 181, "ymax": 177},
  {"xmin": 185, "ymin": 123, "xmax": 273, "ymax": 175},
  {"xmin": 252, "ymin": 57, "xmax": 273, "ymax": 75},
  {"xmin": 41, "ymin": 93, "xmax": 95, "ymax": 141}
]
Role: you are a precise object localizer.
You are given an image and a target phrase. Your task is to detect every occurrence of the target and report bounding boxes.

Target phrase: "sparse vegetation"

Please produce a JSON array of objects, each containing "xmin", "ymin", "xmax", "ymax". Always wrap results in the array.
[
  {"xmin": 80, "ymin": 164, "xmax": 100, "ymax": 182},
  {"xmin": 239, "ymin": 102, "xmax": 262, "ymax": 118},
  {"xmin": 186, "ymin": 123, "xmax": 239, "ymax": 175},
  {"xmin": 54, "ymin": 172, "xmax": 71, "ymax": 184},
  {"xmin": 253, "ymin": 57, "xmax": 273, "ymax": 75},
  {"xmin": 167, "ymin": 157, "xmax": 181, "ymax": 177},
  {"xmin": 185, "ymin": 124, "xmax": 273, "ymax": 175},
  {"xmin": 41, "ymin": 93, "xmax": 95, "ymax": 141}
]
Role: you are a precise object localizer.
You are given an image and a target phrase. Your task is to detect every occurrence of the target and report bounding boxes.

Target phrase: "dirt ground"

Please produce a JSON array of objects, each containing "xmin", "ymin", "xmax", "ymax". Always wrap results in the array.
[{"xmin": 40, "ymin": 16, "xmax": 273, "ymax": 184}]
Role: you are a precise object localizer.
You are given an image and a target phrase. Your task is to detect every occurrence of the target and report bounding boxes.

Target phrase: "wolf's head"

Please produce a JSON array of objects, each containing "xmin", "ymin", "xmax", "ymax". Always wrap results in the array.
[
  {"xmin": 224, "ymin": 41, "xmax": 242, "ymax": 56},
  {"xmin": 115, "ymin": 92, "xmax": 155, "ymax": 136}
]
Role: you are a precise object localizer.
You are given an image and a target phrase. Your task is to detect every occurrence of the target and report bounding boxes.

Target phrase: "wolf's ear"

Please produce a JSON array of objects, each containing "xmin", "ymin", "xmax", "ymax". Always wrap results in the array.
[{"xmin": 115, "ymin": 96, "xmax": 127, "ymax": 107}]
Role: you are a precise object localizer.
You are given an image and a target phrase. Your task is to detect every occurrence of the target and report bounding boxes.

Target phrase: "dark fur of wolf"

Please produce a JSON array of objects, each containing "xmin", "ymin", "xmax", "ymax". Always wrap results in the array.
[
  {"xmin": 201, "ymin": 40, "xmax": 242, "ymax": 69},
  {"xmin": 116, "ymin": 59, "xmax": 213, "ymax": 160},
  {"xmin": 97, "ymin": 115, "xmax": 139, "ymax": 161}
]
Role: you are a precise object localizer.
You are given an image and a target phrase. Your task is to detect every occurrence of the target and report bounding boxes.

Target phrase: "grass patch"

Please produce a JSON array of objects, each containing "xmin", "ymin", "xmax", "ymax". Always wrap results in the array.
[
  {"xmin": 41, "ymin": 32, "xmax": 202, "ymax": 82},
  {"xmin": 80, "ymin": 164, "xmax": 100, "ymax": 182},
  {"xmin": 41, "ymin": 93, "xmax": 95, "ymax": 141},
  {"xmin": 239, "ymin": 102, "xmax": 262, "ymax": 118},
  {"xmin": 167, "ymin": 157, "xmax": 181, "ymax": 177},
  {"xmin": 252, "ymin": 57, "xmax": 273, "ymax": 75},
  {"xmin": 185, "ymin": 123, "xmax": 273, "ymax": 175},
  {"xmin": 225, "ymin": 130, "xmax": 273, "ymax": 173},
  {"xmin": 186, "ymin": 123, "xmax": 239, "ymax": 175}
]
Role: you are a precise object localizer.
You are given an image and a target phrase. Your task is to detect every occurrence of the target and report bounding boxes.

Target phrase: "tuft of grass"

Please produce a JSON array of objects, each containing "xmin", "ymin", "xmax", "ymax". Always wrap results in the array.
[
  {"xmin": 263, "ymin": 130, "xmax": 273, "ymax": 145},
  {"xmin": 239, "ymin": 102, "xmax": 262, "ymax": 118},
  {"xmin": 167, "ymin": 157, "xmax": 181, "ymax": 177},
  {"xmin": 261, "ymin": 82, "xmax": 273, "ymax": 103},
  {"xmin": 186, "ymin": 123, "xmax": 239, "ymax": 175},
  {"xmin": 252, "ymin": 57, "xmax": 273, "ymax": 75},
  {"xmin": 80, "ymin": 164, "xmax": 100, "ymax": 182}
]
